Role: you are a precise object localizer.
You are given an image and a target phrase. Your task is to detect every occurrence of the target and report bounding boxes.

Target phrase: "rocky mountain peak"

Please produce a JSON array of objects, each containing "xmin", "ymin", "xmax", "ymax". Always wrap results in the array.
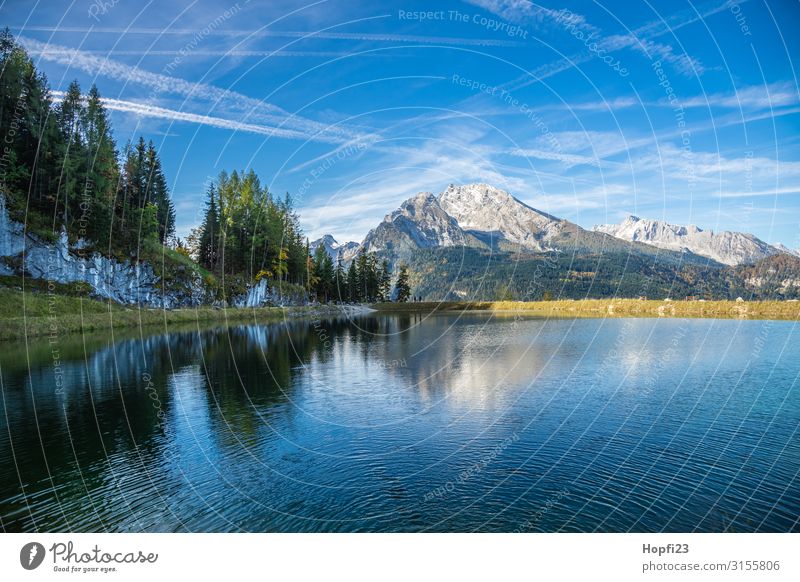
[
  {"xmin": 593, "ymin": 215, "xmax": 779, "ymax": 266},
  {"xmin": 436, "ymin": 183, "xmax": 563, "ymax": 249},
  {"xmin": 357, "ymin": 183, "xmax": 575, "ymax": 257},
  {"xmin": 387, "ymin": 191, "xmax": 438, "ymax": 221},
  {"xmin": 310, "ymin": 234, "xmax": 359, "ymax": 263}
]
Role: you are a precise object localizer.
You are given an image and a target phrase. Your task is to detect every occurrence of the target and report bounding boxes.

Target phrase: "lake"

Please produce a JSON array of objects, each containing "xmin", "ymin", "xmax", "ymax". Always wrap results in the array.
[{"xmin": 0, "ymin": 312, "xmax": 797, "ymax": 532}]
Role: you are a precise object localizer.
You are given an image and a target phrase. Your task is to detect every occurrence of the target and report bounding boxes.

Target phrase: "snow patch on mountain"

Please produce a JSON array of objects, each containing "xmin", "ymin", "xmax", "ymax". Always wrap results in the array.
[
  {"xmin": 437, "ymin": 183, "xmax": 564, "ymax": 250},
  {"xmin": 359, "ymin": 183, "xmax": 573, "ymax": 256},
  {"xmin": 773, "ymin": 243, "xmax": 800, "ymax": 258},
  {"xmin": 360, "ymin": 191, "xmax": 475, "ymax": 255},
  {"xmin": 593, "ymin": 215, "xmax": 781, "ymax": 266},
  {"xmin": 310, "ymin": 234, "xmax": 359, "ymax": 263}
]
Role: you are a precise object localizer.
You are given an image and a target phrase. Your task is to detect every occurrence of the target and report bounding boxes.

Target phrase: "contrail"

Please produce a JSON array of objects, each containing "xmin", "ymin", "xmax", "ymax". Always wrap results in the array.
[
  {"xmin": 15, "ymin": 26, "xmax": 527, "ymax": 47},
  {"xmin": 19, "ymin": 37, "xmax": 371, "ymax": 144},
  {"xmin": 29, "ymin": 49, "xmax": 380, "ymax": 58},
  {"xmin": 50, "ymin": 91, "xmax": 345, "ymax": 142}
]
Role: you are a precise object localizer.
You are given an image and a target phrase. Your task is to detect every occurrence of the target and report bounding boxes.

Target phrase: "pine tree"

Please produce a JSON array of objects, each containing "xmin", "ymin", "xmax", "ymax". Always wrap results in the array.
[
  {"xmin": 143, "ymin": 142, "xmax": 174, "ymax": 243},
  {"xmin": 356, "ymin": 250, "xmax": 369, "ymax": 301},
  {"xmin": 378, "ymin": 259, "xmax": 391, "ymax": 302},
  {"xmin": 55, "ymin": 80, "xmax": 86, "ymax": 229},
  {"xmin": 394, "ymin": 264, "xmax": 411, "ymax": 302},
  {"xmin": 83, "ymin": 85, "xmax": 118, "ymax": 247},
  {"xmin": 198, "ymin": 186, "xmax": 220, "ymax": 271},
  {"xmin": 346, "ymin": 260, "xmax": 358, "ymax": 302},
  {"xmin": 0, "ymin": 32, "xmax": 25, "ymax": 194},
  {"xmin": 311, "ymin": 245, "xmax": 335, "ymax": 302},
  {"xmin": 333, "ymin": 256, "xmax": 346, "ymax": 302},
  {"xmin": 117, "ymin": 139, "xmax": 144, "ymax": 241}
]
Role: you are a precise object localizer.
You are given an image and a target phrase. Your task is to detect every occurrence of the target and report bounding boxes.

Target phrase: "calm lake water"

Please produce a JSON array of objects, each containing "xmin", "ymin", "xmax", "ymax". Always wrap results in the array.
[{"xmin": 0, "ymin": 313, "xmax": 797, "ymax": 532}]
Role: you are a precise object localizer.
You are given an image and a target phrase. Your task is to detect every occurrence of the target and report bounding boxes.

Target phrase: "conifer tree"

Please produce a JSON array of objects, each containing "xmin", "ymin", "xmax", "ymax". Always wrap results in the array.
[
  {"xmin": 55, "ymin": 80, "xmax": 86, "ymax": 228},
  {"xmin": 198, "ymin": 186, "xmax": 220, "ymax": 271},
  {"xmin": 394, "ymin": 265, "xmax": 411, "ymax": 302},
  {"xmin": 333, "ymin": 256, "xmax": 346, "ymax": 302},
  {"xmin": 378, "ymin": 259, "xmax": 391, "ymax": 302},
  {"xmin": 83, "ymin": 85, "xmax": 118, "ymax": 246},
  {"xmin": 346, "ymin": 260, "xmax": 358, "ymax": 302}
]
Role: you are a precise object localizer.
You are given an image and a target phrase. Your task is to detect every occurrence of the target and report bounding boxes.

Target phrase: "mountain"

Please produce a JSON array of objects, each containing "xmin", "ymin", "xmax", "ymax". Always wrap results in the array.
[
  {"xmin": 310, "ymin": 234, "xmax": 359, "ymax": 263},
  {"xmin": 360, "ymin": 183, "xmax": 702, "ymax": 263},
  {"xmin": 360, "ymin": 191, "xmax": 483, "ymax": 254},
  {"xmin": 773, "ymin": 243, "xmax": 800, "ymax": 258},
  {"xmin": 361, "ymin": 184, "xmax": 567, "ymax": 254},
  {"xmin": 592, "ymin": 215, "xmax": 781, "ymax": 266},
  {"xmin": 324, "ymin": 183, "xmax": 799, "ymax": 301},
  {"xmin": 436, "ymin": 183, "xmax": 566, "ymax": 251},
  {"xmin": 734, "ymin": 253, "xmax": 800, "ymax": 296}
]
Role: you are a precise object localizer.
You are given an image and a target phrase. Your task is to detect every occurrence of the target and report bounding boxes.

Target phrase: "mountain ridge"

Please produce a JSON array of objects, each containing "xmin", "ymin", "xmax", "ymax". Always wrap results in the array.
[
  {"xmin": 593, "ymin": 214, "xmax": 783, "ymax": 266},
  {"xmin": 348, "ymin": 183, "xmax": 720, "ymax": 266},
  {"xmin": 310, "ymin": 183, "xmax": 800, "ymax": 300},
  {"xmin": 316, "ymin": 184, "xmax": 794, "ymax": 267},
  {"xmin": 310, "ymin": 234, "xmax": 359, "ymax": 263}
]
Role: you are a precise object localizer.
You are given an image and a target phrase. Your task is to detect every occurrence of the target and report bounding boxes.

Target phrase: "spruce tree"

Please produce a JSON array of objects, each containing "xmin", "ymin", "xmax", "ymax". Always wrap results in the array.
[
  {"xmin": 83, "ymin": 85, "xmax": 118, "ymax": 247},
  {"xmin": 394, "ymin": 265, "xmax": 411, "ymax": 302},
  {"xmin": 378, "ymin": 259, "xmax": 391, "ymax": 302},
  {"xmin": 356, "ymin": 250, "xmax": 369, "ymax": 301},
  {"xmin": 346, "ymin": 260, "xmax": 358, "ymax": 302},
  {"xmin": 144, "ymin": 142, "xmax": 174, "ymax": 243},
  {"xmin": 55, "ymin": 80, "xmax": 86, "ymax": 229},
  {"xmin": 333, "ymin": 257, "xmax": 346, "ymax": 302},
  {"xmin": 198, "ymin": 186, "xmax": 220, "ymax": 271}
]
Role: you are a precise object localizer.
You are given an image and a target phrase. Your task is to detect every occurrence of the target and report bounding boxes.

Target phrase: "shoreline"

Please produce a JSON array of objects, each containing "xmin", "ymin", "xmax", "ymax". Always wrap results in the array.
[
  {"xmin": 371, "ymin": 299, "xmax": 800, "ymax": 321},
  {"xmin": 0, "ymin": 302, "xmax": 376, "ymax": 342},
  {"xmin": 1, "ymin": 296, "xmax": 797, "ymax": 342}
]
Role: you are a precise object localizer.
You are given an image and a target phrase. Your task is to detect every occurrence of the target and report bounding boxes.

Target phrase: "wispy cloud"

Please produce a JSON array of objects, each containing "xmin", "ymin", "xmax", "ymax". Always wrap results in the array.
[
  {"xmin": 509, "ymin": 147, "xmax": 603, "ymax": 168},
  {"xmin": 18, "ymin": 25, "xmax": 526, "ymax": 48},
  {"xmin": 20, "ymin": 36, "xmax": 370, "ymax": 144},
  {"xmin": 30, "ymin": 48, "xmax": 380, "ymax": 58},
  {"xmin": 298, "ymin": 127, "xmax": 534, "ymax": 239},
  {"xmin": 717, "ymin": 186, "xmax": 800, "ymax": 198},
  {"xmin": 566, "ymin": 97, "xmax": 639, "ymax": 111},
  {"xmin": 51, "ymin": 91, "xmax": 323, "ymax": 140},
  {"xmin": 679, "ymin": 82, "xmax": 800, "ymax": 109},
  {"xmin": 466, "ymin": 0, "xmax": 734, "ymax": 83}
]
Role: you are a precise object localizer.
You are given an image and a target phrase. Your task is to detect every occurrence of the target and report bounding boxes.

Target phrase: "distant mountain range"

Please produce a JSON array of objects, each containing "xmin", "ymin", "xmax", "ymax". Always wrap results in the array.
[
  {"xmin": 314, "ymin": 183, "xmax": 800, "ymax": 300},
  {"xmin": 593, "ymin": 215, "xmax": 785, "ymax": 266},
  {"xmin": 355, "ymin": 184, "xmax": 718, "ymax": 263},
  {"xmin": 310, "ymin": 234, "xmax": 359, "ymax": 264}
]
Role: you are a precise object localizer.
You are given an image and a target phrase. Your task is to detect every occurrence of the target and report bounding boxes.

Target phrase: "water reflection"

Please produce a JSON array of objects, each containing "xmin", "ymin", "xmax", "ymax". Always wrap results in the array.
[{"xmin": 0, "ymin": 314, "xmax": 797, "ymax": 532}]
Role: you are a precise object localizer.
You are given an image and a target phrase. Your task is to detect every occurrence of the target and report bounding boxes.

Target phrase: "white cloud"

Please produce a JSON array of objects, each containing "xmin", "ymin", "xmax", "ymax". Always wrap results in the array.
[
  {"xmin": 468, "ymin": 0, "xmax": 740, "ymax": 88},
  {"xmin": 679, "ymin": 82, "xmax": 799, "ymax": 109},
  {"xmin": 20, "ymin": 25, "xmax": 526, "ymax": 48},
  {"xmin": 509, "ymin": 147, "xmax": 603, "ymax": 168},
  {"xmin": 717, "ymin": 186, "xmax": 800, "ymax": 198},
  {"xmin": 51, "ymin": 92, "xmax": 328, "ymax": 141},
  {"xmin": 31, "ymin": 48, "xmax": 374, "ymax": 58},
  {"xmin": 21, "ymin": 37, "xmax": 370, "ymax": 144}
]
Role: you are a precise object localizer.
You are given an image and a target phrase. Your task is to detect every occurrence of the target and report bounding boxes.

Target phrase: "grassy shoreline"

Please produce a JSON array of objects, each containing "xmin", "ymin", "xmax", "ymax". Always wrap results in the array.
[
  {"xmin": 0, "ymin": 288, "xmax": 368, "ymax": 341},
  {"xmin": 371, "ymin": 299, "xmax": 800, "ymax": 321},
  {"xmin": 2, "ymin": 291, "xmax": 797, "ymax": 341}
]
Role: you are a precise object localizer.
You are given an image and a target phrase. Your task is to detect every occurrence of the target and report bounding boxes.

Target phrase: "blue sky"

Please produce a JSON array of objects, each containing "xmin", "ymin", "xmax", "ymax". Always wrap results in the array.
[{"xmin": 4, "ymin": 0, "xmax": 800, "ymax": 247}]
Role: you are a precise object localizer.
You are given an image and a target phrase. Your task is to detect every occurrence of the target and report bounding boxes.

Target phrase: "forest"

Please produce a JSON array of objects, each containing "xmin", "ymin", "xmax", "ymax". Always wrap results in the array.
[
  {"xmin": 188, "ymin": 173, "xmax": 406, "ymax": 301},
  {"xmin": 404, "ymin": 247, "xmax": 800, "ymax": 301},
  {"xmin": 5, "ymin": 28, "xmax": 792, "ymax": 305},
  {"xmin": 0, "ymin": 29, "xmax": 174, "ymax": 254},
  {"xmin": 0, "ymin": 28, "xmax": 406, "ymax": 304}
]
